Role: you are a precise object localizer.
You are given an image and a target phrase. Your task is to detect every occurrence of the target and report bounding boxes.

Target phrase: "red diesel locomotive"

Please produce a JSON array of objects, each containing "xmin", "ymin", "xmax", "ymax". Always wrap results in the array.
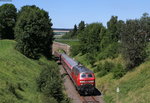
[{"xmin": 54, "ymin": 51, "xmax": 95, "ymax": 95}]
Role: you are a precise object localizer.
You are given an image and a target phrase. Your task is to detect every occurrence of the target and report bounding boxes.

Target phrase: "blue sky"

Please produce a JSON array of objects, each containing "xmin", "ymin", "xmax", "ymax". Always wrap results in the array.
[{"xmin": 0, "ymin": 0, "xmax": 150, "ymax": 28}]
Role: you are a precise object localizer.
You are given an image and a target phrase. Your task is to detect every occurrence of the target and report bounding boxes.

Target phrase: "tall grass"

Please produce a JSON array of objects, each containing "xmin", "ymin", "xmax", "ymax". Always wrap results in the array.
[
  {"xmin": 0, "ymin": 40, "xmax": 58, "ymax": 103},
  {"xmin": 97, "ymin": 60, "xmax": 150, "ymax": 103}
]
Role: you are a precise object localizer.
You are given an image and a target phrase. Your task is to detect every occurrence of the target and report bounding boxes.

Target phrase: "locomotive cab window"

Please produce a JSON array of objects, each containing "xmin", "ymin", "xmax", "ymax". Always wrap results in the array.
[
  {"xmin": 88, "ymin": 74, "xmax": 93, "ymax": 78},
  {"xmin": 81, "ymin": 73, "xmax": 86, "ymax": 78}
]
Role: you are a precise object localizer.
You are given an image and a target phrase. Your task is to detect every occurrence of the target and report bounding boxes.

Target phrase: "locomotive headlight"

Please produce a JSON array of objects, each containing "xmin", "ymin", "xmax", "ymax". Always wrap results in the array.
[
  {"xmin": 80, "ymin": 80, "xmax": 94, "ymax": 83},
  {"xmin": 80, "ymin": 81, "xmax": 86, "ymax": 83},
  {"xmin": 88, "ymin": 80, "xmax": 94, "ymax": 83}
]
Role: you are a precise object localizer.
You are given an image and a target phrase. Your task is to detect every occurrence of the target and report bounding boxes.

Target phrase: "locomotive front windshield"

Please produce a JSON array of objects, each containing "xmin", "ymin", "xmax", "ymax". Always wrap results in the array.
[
  {"xmin": 80, "ymin": 73, "xmax": 93, "ymax": 78},
  {"xmin": 88, "ymin": 74, "xmax": 93, "ymax": 78},
  {"xmin": 81, "ymin": 73, "xmax": 86, "ymax": 78}
]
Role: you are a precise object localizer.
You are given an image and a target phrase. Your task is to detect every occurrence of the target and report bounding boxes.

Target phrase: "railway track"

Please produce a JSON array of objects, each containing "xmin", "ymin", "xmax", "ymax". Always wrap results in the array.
[{"xmin": 80, "ymin": 96, "xmax": 100, "ymax": 103}]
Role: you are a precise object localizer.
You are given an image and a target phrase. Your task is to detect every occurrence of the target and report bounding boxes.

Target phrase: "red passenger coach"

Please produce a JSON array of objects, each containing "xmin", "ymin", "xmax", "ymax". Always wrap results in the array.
[
  {"xmin": 61, "ymin": 54, "xmax": 78, "ymax": 77},
  {"xmin": 59, "ymin": 53, "xmax": 95, "ymax": 95}
]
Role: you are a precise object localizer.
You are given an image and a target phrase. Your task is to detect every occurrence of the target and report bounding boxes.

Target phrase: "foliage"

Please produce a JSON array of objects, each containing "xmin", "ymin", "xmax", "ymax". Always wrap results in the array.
[
  {"xmin": 145, "ymin": 43, "xmax": 150, "ymax": 60},
  {"xmin": 77, "ymin": 21, "xmax": 85, "ymax": 34},
  {"xmin": 121, "ymin": 19, "xmax": 147, "ymax": 70},
  {"xmin": 37, "ymin": 61, "xmax": 64, "ymax": 103},
  {"xmin": 112, "ymin": 63, "xmax": 126, "ymax": 79},
  {"xmin": 140, "ymin": 13, "xmax": 150, "ymax": 41},
  {"xmin": 97, "ymin": 42, "xmax": 120, "ymax": 60},
  {"xmin": 15, "ymin": 5, "xmax": 53, "ymax": 59},
  {"xmin": 78, "ymin": 23, "xmax": 104, "ymax": 54},
  {"xmin": 70, "ymin": 44, "xmax": 81, "ymax": 56},
  {"xmin": 99, "ymin": 16, "xmax": 123, "ymax": 60},
  {"xmin": 107, "ymin": 16, "xmax": 124, "ymax": 42},
  {"xmin": 61, "ymin": 24, "xmax": 78, "ymax": 39},
  {"xmin": 61, "ymin": 21, "xmax": 85, "ymax": 39},
  {"xmin": 0, "ymin": 4, "xmax": 17, "ymax": 39},
  {"xmin": 96, "ymin": 60, "xmax": 150, "ymax": 103},
  {"xmin": 95, "ymin": 61, "xmax": 114, "ymax": 77},
  {"xmin": 94, "ymin": 60, "xmax": 125, "ymax": 79},
  {"xmin": 71, "ymin": 24, "xmax": 77, "ymax": 38},
  {"xmin": 85, "ymin": 53, "xmax": 97, "ymax": 65}
]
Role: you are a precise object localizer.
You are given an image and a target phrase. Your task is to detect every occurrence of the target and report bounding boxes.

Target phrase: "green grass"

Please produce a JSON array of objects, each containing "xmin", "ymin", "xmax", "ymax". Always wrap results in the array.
[
  {"xmin": 0, "ymin": 40, "xmax": 57, "ymax": 103},
  {"xmin": 94, "ymin": 57, "xmax": 150, "ymax": 103}
]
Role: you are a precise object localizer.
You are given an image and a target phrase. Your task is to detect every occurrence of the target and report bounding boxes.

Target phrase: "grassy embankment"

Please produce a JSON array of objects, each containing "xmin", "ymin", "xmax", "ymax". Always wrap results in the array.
[
  {"xmin": 0, "ymin": 40, "xmax": 61, "ymax": 103},
  {"xmin": 57, "ymin": 40, "xmax": 150, "ymax": 103}
]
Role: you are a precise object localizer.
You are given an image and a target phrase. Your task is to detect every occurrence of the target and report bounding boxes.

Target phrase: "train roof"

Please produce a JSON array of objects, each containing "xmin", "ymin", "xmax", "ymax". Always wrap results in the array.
[
  {"xmin": 61, "ymin": 53, "xmax": 78, "ymax": 67},
  {"xmin": 73, "ymin": 65, "xmax": 93, "ymax": 73}
]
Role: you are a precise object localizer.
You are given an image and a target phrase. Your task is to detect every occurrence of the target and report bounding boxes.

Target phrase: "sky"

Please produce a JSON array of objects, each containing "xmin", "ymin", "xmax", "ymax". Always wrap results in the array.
[{"xmin": 0, "ymin": 0, "xmax": 150, "ymax": 28}]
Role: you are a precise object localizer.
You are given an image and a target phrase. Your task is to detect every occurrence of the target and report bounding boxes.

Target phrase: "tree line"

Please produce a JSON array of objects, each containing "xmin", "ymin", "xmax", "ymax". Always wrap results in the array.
[
  {"xmin": 63, "ymin": 13, "xmax": 150, "ymax": 78},
  {"xmin": 0, "ymin": 4, "xmax": 53, "ymax": 59}
]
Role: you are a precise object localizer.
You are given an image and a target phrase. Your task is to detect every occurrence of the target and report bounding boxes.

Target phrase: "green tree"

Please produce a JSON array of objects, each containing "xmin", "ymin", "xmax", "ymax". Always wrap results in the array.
[
  {"xmin": 0, "ymin": 4, "xmax": 17, "ymax": 39},
  {"xmin": 107, "ymin": 16, "xmax": 121, "ymax": 42},
  {"xmin": 140, "ymin": 13, "xmax": 150, "ymax": 41},
  {"xmin": 98, "ymin": 16, "xmax": 123, "ymax": 60},
  {"xmin": 121, "ymin": 19, "xmax": 147, "ymax": 69},
  {"xmin": 77, "ymin": 21, "xmax": 85, "ymax": 33},
  {"xmin": 71, "ymin": 24, "xmax": 77, "ymax": 38},
  {"xmin": 15, "ymin": 5, "xmax": 53, "ymax": 59},
  {"xmin": 78, "ymin": 23, "xmax": 104, "ymax": 54}
]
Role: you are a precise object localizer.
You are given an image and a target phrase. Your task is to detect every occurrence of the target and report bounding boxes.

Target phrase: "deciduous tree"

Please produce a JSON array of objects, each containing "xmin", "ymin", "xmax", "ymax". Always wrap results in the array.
[
  {"xmin": 121, "ymin": 20, "xmax": 147, "ymax": 69},
  {"xmin": 15, "ymin": 5, "xmax": 53, "ymax": 59},
  {"xmin": 0, "ymin": 4, "xmax": 17, "ymax": 39}
]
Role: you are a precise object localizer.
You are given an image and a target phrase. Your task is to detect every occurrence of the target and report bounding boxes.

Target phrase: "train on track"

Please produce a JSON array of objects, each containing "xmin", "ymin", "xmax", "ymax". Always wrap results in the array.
[{"xmin": 54, "ymin": 51, "xmax": 95, "ymax": 95}]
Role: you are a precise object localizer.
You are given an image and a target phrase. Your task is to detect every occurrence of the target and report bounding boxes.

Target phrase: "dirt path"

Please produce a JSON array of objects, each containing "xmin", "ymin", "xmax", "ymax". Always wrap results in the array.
[{"xmin": 59, "ymin": 65, "xmax": 104, "ymax": 103}]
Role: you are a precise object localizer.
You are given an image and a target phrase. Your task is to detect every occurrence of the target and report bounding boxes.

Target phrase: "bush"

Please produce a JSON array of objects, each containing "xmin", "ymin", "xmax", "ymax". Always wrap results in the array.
[
  {"xmin": 70, "ymin": 44, "xmax": 80, "ymax": 56},
  {"xmin": 96, "ymin": 61, "xmax": 115, "ymax": 77},
  {"xmin": 94, "ymin": 62, "xmax": 103, "ymax": 73},
  {"xmin": 97, "ymin": 42, "xmax": 120, "ymax": 60},
  {"xmin": 85, "ymin": 53, "xmax": 96, "ymax": 65},
  {"xmin": 95, "ymin": 61, "xmax": 126, "ymax": 78},
  {"xmin": 37, "ymin": 62, "xmax": 64, "ymax": 102},
  {"xmin": 112, "ymin": 63, "xmax": 126, "ymax": 79}
]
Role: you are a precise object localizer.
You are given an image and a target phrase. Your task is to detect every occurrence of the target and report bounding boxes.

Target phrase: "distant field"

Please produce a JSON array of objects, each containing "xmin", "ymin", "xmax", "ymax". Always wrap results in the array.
[{"xmin": 55, "ymin": 39, "xmax": 79, "ymax": 46}]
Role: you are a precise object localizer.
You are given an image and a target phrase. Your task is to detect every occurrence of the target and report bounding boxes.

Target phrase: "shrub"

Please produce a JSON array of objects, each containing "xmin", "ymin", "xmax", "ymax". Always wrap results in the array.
[
  {"xmin": 97, "ymin": 42, "xmax": 120, "ymax": 60},
  {"xmin": 96, "ymin": 61, "xmax": 115, "ymax": 77},
  {"xmin": 112, "ymin": 63, "xmax": 126, "ymax": 79},
  {"xmin": 85, "ymin": 53, "xmax": 96, "ymax": 65},
  {"xmin": 70, "ymin": 44, "xmax": 80, "ymax": 56},
  {"xmin": 94, "ymin": 62, "xmax": 103, "ymax": 73},
  {"xmin": 37, "ymin": 62, "xmax": 64, "ymax": 102},
  {"xmin": 95, "ymin": 61, "xmax": 126, "ymax": 78}
]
